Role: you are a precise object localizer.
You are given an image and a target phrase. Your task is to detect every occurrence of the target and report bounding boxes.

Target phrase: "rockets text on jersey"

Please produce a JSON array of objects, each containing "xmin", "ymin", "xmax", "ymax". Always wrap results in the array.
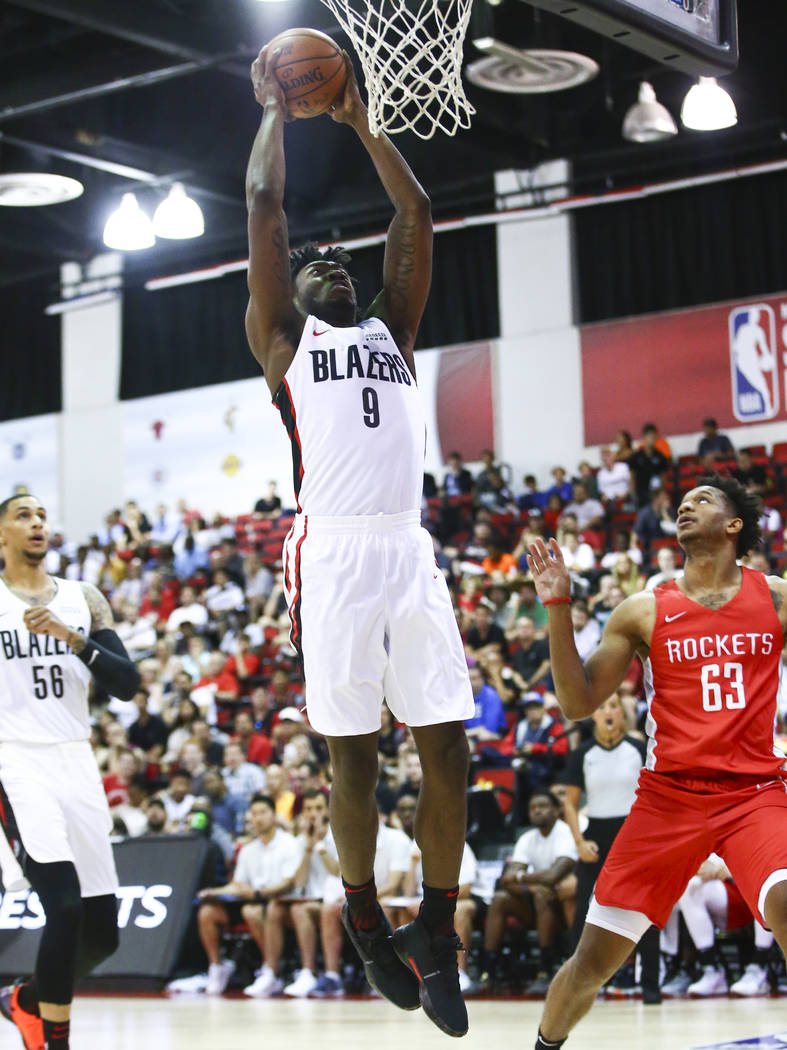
[
  {"xmin": 643, "ymin": 567, "xmax": 785, "ymax": 778},
  {"xmin": 273, "ymin": 316, "xmax": 425, "ymax": 517}
]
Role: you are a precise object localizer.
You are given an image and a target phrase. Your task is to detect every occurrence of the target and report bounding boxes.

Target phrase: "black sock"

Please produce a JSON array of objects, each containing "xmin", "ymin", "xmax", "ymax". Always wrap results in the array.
[
  {"xmin": 17, "ymin": 979, "xmax": 39, "ymax": 1016},
  {"xmin": 343, "ymin": 877, "xmax": 381, "ymax": 932},
  {"xmin": 481, "ymin": 949, "xmax": 498, "ymax": 976},
  {"xmin": 420, "ymin": 884, "xmax": 459, "ymax": 938},
  {"xmin": 754, "ymin": 947, "xmax": 771, "ymax": 966},
  {"xmin": 698, "ymin": 948, "xmax": 716, "ymax": 967},
  {"xmin": 43, "ymin": 1018, "xmax": 70, "ymax": 1048},
  {"xmin": 539, "ymin": 945, "xmax": 556, "ymax": 975},
  {"xmin": 535, "ymin": 1029, "xmax": 566, "ymax": 1049}
]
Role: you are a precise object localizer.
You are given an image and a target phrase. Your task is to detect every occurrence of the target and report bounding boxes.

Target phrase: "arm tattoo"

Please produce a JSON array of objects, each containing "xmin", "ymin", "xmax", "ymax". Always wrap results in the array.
[
  {"xmin": 387, "ymin": 220, "xmax": 418, "ymax": 322},
  {"xmin": 80, "ymin": 582, "xmax": 115, "ymax": 634},
  {"xmin": 271, "ymin": 223, "xmax": 290, "ymax": 298},
  {"xmin": 771, "ymin": 589, "xmax": 784, "ymax": 614}
]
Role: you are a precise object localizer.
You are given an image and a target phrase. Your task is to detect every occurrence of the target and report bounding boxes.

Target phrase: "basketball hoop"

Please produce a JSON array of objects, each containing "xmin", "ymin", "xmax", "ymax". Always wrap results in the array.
[{"xmin": 317, "ymin": 0, "xmax": 475, "ymax": 139}]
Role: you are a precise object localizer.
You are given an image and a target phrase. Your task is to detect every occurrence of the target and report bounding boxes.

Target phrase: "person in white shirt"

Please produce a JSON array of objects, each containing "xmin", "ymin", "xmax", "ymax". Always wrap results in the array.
[
  {"xmin": 597, "ymin": 447, "xmax": 631, "ymax": 503},
  {"xmin": 222, "ymin": 741, "xmax": 266, "ymax": 804},
  {"xmin": 115, "ymin": 600, "xmax": 157, "ymax": 661},
  {"xmin": 161, "ymin": 769, "xmax": 196, "ymax": 830},
  {"xmin": 560, "ymin": 483, "xmax": 605, "ymax": 533},
  {"xmin": 166, "ymin": 585, "xmax": 209, "ymax": 634},
  {"xmin": 644, "ymin": 547, "xmax": 684, "ymax": 591},
  {"xmin": 481, "ymin": 791, "xmax": 577, "ymax": 994},
  {"xmin": 258, "ymin": 791, "xmax": 342, "ymax": 998},
  {"xmin": 204, "ymin": 568, "xmax": 245, "ymax": 616},
  {"xmin": 149, "ymin": 503, "xmax": 183, "ymax": 546},
  {"xmin": 571, "ymin": 600, "xmax": 601, "ymax": 662},
  {"xmin": 315, "ymin": 785, "xmax": 411, "ymax": 997},
  {"xmin": 197, "ymin": 794, "xmax": 301, "ymax": 995},
  {"xmin": 559, "ymin": 529, "xmax": 596, "ymax": 574}
]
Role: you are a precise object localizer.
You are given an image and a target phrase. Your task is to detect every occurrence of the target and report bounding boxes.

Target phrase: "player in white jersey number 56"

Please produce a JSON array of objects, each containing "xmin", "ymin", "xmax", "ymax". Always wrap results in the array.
[
  {"xmin": 0, "ymin": 494, "xmax": 141, "ymax": 1050},
  {"xmin": 243, "ymin": 46, "xmax": 475, "ymax": 1038}
]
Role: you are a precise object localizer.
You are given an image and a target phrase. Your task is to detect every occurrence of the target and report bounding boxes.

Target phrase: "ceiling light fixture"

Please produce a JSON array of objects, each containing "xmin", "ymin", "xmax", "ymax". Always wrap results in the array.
[
  {"xmin": 103, "ymin": 193, "xmax": 155, "ymax": 250},
  {"xmin": 680, "ymin": 76, "xmax": 737, "ymax": 131},
  {"xmin": 152, "ymin": 182, "xmax": 205, "ymax": 240},
  {"xmin": 622, "ymin": 82, "xmax": 678, "ymax": 143},
  {"xmin": 0, "ymin": 173, "xmax": 84, "ymax": 206}
]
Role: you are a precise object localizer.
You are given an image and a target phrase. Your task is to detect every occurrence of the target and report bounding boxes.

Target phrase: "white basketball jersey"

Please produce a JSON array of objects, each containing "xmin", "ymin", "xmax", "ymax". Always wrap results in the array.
[
  {"xmin": 273, "ymin": 316, "xmax": 425, "ymax": 516},
  {"xmin": 0, "ymin": 577, "xmax": 92, "ymax": 743}
]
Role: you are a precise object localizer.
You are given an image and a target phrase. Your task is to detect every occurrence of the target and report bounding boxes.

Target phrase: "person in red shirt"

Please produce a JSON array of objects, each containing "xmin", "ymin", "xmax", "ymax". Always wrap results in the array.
[
  {"xmin": 526, "ymin": 475, "xmax": 787, "ymax": 1050},
  {"xmin": 139, "ymin": 576, "xmax": 177, "ymax": 627},
  {"xmin": 232, "ymin": 709, "xmax": 273, "ymax": 766},
  {"xmin": 223, "ymin": 633, "xmax": 261, "ymax": 696},
  {"xmin": 101, "ymin": 748, "xmax": 137, "ymax": 808}
]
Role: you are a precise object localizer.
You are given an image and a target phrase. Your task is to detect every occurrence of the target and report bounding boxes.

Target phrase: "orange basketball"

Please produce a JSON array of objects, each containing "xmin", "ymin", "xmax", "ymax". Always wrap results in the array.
[{"xmin": 267, "ymin": 28, "xmax": 347, "ymax": 119}]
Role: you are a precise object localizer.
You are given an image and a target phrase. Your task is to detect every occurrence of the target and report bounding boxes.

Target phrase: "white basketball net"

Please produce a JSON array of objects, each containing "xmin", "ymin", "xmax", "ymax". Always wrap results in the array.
[{"xmin": 317, "ymin": 0, "xmax": 475, "ymax": 140}]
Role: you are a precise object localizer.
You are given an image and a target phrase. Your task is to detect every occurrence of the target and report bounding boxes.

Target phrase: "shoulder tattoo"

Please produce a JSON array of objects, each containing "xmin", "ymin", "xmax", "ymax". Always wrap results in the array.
[
  {"xmin": 80, "ymin": 582, "xmax": 115, "ymax": 633},
  {"xmin": 770, "ymin": 588, "xmax": 784, "ymax": 615}
]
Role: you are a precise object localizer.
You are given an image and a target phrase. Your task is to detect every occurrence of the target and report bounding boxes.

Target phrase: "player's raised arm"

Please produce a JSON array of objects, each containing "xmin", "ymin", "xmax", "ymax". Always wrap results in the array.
[
  {"xmin": 245, "ymin": 47, "xmax": 300, "ymax": 394},
  {"xmin": 330, "ymin": 54, "xmax": 432, "ymax": 363},
  {"xmin": 527, "ymin": 539, "xmax": 644, "ymax": 719}
]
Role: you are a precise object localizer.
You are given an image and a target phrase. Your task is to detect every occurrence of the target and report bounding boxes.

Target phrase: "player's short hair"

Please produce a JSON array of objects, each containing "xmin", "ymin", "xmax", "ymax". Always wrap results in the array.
[
  {"xmin": 0, "ymin": 494, "xmax": 40, "ymax": 519},
  {"xmin": 696, "ymin": 473, "xmax": 762, "ymax": 557},
  {"xmin": 250, "ymin": 793, "xmax": 276, "ymax": 811},
  {"xmin": 289, "ymin": 242, "xmax": 352, "ymax": 281}
]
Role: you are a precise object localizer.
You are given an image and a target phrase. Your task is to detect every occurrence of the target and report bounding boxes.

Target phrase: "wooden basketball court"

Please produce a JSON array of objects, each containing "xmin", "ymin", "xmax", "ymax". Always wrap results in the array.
[{"xmin": 65, "ymin": 995, "xmax": 786, "ymax": 1049}]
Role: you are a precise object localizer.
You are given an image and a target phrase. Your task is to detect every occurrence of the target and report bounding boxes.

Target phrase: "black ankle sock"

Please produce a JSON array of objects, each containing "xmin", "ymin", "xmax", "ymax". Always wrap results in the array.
[
  {"xmin": 535, "ymin": 1029, "xmax": 565, "ymax": 1049},
  {"xmin": 17, "ymin": 979, "xmax": 39, "ymax": 1016},
  {"xmin": 343, "ymin": 877, "xmax": 381, "ymax": 932},
  {"xmin": 754, "ymin": 947, "xmax": 771, "ymax": 966},
  {"xmin": 43, "ymin": 1018, "xmax": 70, "ymax": 1048},
  {"xmin": 698, "ymin": 948, "xmax": 716, "ymax": 967},
  {"xmin": 420, "ymin": 883, "xmax": 459, "ymax": 938}
]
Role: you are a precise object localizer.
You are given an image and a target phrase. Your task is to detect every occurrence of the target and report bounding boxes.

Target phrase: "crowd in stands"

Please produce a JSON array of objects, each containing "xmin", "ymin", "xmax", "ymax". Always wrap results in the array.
[{"xmin": 14, "ymin": 418, "xmax": 787, "ymax": 1001}]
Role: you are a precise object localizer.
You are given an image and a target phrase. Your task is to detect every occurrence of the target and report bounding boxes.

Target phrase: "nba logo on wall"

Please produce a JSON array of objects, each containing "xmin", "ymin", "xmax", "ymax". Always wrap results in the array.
[{"xmin": 729, "ymin": 304, "xmax": 778, "ymax": 421}]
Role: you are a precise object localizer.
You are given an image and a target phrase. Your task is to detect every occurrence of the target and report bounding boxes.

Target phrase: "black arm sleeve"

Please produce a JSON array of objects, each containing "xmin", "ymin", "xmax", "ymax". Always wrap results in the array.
[{"xmin": 74, "ymin": 629, "xmax": 141, "ymax": 701}]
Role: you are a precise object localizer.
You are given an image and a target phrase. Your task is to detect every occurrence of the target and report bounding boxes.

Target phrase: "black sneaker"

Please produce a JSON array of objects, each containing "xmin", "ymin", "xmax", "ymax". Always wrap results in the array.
[
  {"xmin": 341, "ymin": 904, "xmax": 420, "ymax": 1011},
  {"xmin": 392, "ymin": 915, "xmax": 468, "ymax": 1038}
]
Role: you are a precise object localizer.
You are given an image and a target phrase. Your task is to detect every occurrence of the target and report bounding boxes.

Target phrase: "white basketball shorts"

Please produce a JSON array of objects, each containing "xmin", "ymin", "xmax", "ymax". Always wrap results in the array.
[
  {"xmin": 0, "ymin": 739, "xmax": 119, "ymax": 897},
  {"xmin": 283, "ymin": 510, "xmax": 474, "ymax": 736}
]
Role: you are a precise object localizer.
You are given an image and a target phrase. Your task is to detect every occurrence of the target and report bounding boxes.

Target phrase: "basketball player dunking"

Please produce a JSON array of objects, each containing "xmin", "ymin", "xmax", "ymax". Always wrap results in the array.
[
  {"xmin": 244, "ymin": 47, "xmax": 474, "ymax": 1037},
  {"xmin": 0, "ymin": 495, "xmax": 141, "ymax": 1050},
  {"xmin": 526, "ymin": 476, "xmax": 787, "ymax": 1050}
]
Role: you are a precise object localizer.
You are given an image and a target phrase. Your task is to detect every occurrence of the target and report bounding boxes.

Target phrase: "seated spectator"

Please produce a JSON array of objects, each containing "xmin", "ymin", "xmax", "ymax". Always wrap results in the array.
[
  {"xmin": 733, "ymin": 448, "xmax": 769, "ymax": 495},
  {"xmin": 190, "ymin": 718, "xmax": 227, "ymax": 768},
  {"xmin": 462, "ymin": 521, "xmax": 493, "ymax": 565},
  {"xmin": 597, "ymin": 446, "xmax": 631, "ymax": 503},
  {"xmin": 110, "ymin": 772, "xmax": 150, "ymax": 837},
  {"xmin": 244, "ymin": 550, "xmax": 274, "ymax": 618},
  {"xmin": 600, "ymin": 529, "xmax": 643, "ymax": 570},
  {"xmin": 254, "ymin": 480, "xmax": 282, "ymax": 519},
  {"xmin": 574, "ymin": 461, "xmax": 600, "ymax": 501},
  {"xmin": 163, "ymin": 697, "xmax": 202, "ymax": 766},
  {"xmin": 204, "ymin": 567, "xmax": 245, "ymax": 617},
  {"xmin": 233, "ymin": 709, "xmax": 273, "ymax": 765},
  {"xmin": 671, "ymin": 855, "xmax": 774, "ymax": 998},
  {"xmin": 482, "ymin": 535, "xmax": 518, "ymax": 581},
  {"xmin": 149, "ymin": 501, "xmax": 183, "ymax": 545},
  {"xmin": 465, "ymin": 663, "xmax": 508, "ymax": 746},
  {"xmin": 102, "ymin": 748, "xmax": 138, "ymax": 807},
  {"xmin": 397, "ymin": 751, "xmax": 423, "ymax": 801},
  {"xmin": 560, "ymin": 482, "xmax": 605, "ymax": 532},
  {"xmin": 645, "ymin": 547, "xmax": 683, "ymax": 591},
  {"xmin": 196, "ymin": 794, "xmax": 301, "ymax": 996},
  {"xmin": 139, "ymin": 577, "xmax": 177, "ymax": 628},
  {"xmin": 162, "ymin": 768, "xmax": 196, "ymax": 829},
  {"xmin": 510, "ymin": 616, "xmax": 551, "ymax": 695},
  {"xmin": 94, "ymin": 718, "xmax": 130, "ymax": 773},
  {"xmin": 544, "ymin": 466, "xmax": 573, "ymax": 505},
  {"xmin": 478, "ymin": 470, "xmax": 518, "ymax": 515},
  {"xmin": 202, "ymin": 766, "xmax": 248, "ymax": 837},
  {"xmin": 474, "ymin": 449, "xmax": 500, "ymax": 494},
  {"xmin": 558, "ymin": 527, "xmax": 595, "ymax": 575},
  {"xmin": 697, "ymin": 417, "xmax": 734, "ymax": 462},
  {"xmin": 223, "ymin": 634, "xmax": 261, "ymax": 697},
  {"xmin": 645, "ymin": 421, "xmax": 672, "ymax": 461},
  {"xmin": 264, "ymin": 791, "xmax": 342, "ymax": 998},
  {"xmin": 442, "ymin": 451, "xmax": 474, "ymax": 496},
  {"xmin": 629, "ymin": 425, "xmax": 670, "ymax": 507},
  {"xmin": 572, "ymin": 600, "xmax": 601, "ymax": 661},
  {"xmin": 144, "ymin": 796, "xmax": 169, "ymax": 835},
  {"xmin": 517, "ymin": 474, "xmax": 544, "ymax": 514},
  {"xmin": 316, "ymin": 784, "xmax": 410, "ymax": 997},
  {"xmin": 126, "ymin": 688, "xmax": 168, "ymax": 763},
  {"xmin": 265, "ymin": 763, "xmax": 296, "ymax": 828},
  {"xmin": 166, "ymin": 585, "xmax": 209, "ymax": 635},
  {"xmin": 591, "ymin": 582, "xmax": 626, "ymax": 628},
  {"xmin": 113, "ymin": 557, "xmax": 146, "ymax": 608},
  {"xmin": 465, "ymin": 601, "xmax": 508, "ymax": 659},
  {"xmin": 193, "ymin": 651, "xmax": 240, "ymax": 721},
  {"xmin": 116, "ymin": 599, "xmax": 157, "ymax": 661},
  {"xmin": 634, "ymin": 489, "xmax": 677, "ymax": 565},
  {"xmin": 173, "ymin": 533, "xmax": 210, "ymax": 578},
  {"xmin": 511, "ymin": 695, "xmax": 568, "ymax": 795},
  {"xmin": 610, "ymin": 553, "xmax": 645, "ymax": 597},
  {"xmin": 506, "ymin": 578, "xmax": 548, "ymax": 635},
  {"xmin": 222, "ymin": 740, "xmax": 267, "ymax": 804},
  {"xmin": 378, "ymin": 702, "xmax": 405, "ymax": 759},
  {"xmin": 481, "ymin": 791, "xmax": 577, "ymax": 994}
]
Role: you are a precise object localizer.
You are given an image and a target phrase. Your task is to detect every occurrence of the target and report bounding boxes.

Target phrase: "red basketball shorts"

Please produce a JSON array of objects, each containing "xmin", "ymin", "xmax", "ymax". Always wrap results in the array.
[{"xmin": 594, "ymin": 769, "xmax": 787, "ymax": 928}]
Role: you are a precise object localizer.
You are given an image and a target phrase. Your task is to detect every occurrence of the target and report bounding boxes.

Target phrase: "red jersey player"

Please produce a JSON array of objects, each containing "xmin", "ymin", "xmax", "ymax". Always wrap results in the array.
[{"xmin": 526, "ymin": 476, "xmax": 787, "ymax": 1050}]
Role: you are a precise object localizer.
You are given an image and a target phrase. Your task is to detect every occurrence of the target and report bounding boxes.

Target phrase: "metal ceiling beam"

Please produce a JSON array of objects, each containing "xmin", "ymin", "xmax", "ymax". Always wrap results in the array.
[
  {"xmin": 3, "ymin": 0, "xmax": 252, "ymax": 78},
  {"xmin": 0, "ymin": 48, "xmax": 242, "ymax": 122}
]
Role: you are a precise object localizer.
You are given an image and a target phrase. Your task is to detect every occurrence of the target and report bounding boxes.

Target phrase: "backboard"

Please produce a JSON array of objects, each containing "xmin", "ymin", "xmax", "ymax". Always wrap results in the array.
[{"xmin": 523, "ymin": 0, "xmax": 738, "ymax": 75}]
